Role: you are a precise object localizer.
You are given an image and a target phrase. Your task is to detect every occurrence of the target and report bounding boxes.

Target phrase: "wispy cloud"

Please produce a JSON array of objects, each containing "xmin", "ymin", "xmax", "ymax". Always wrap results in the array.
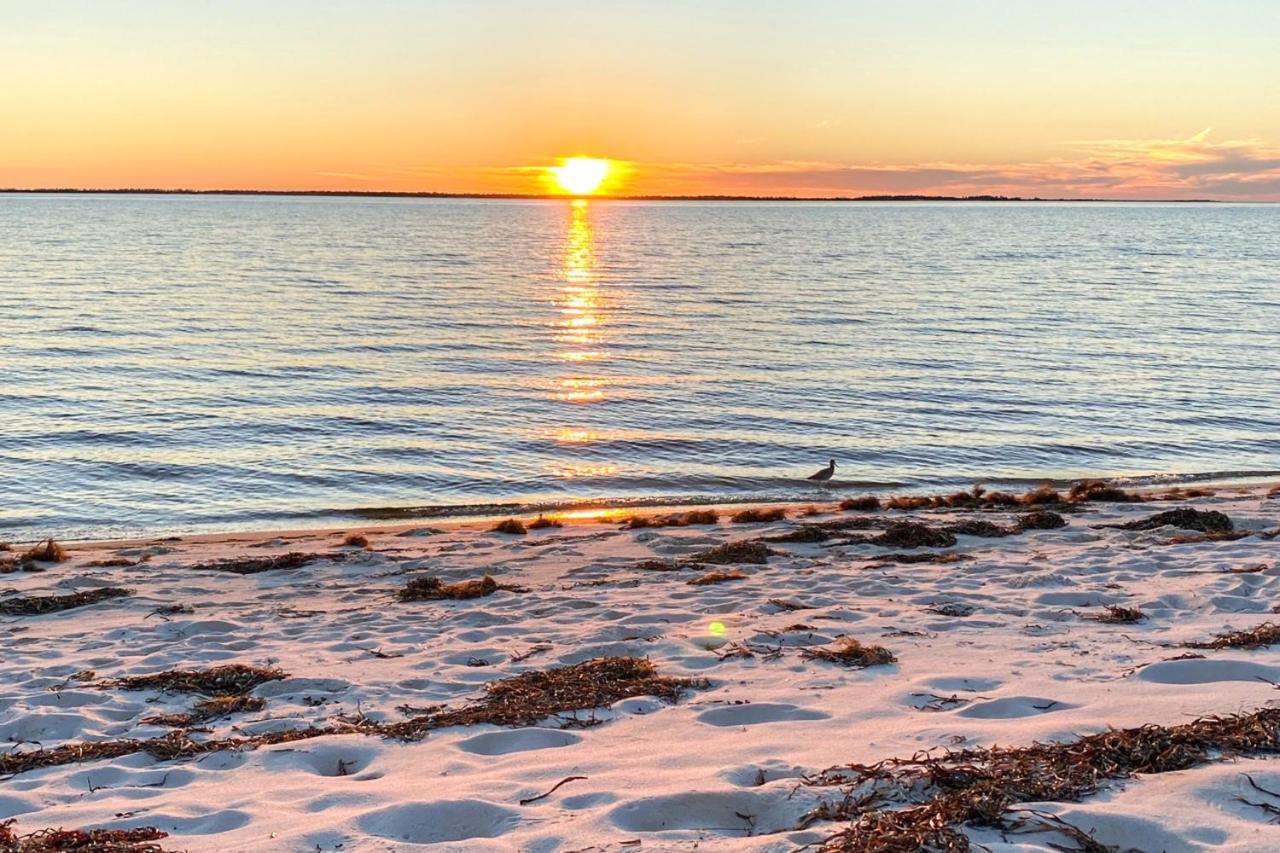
[
  {"xmin": 627, "ymin": 131, "xmax": 1280, "ymax": 199},
  {"xmin": 320, "ymin": 132, "xmax": 1280, "ymax": 199}
]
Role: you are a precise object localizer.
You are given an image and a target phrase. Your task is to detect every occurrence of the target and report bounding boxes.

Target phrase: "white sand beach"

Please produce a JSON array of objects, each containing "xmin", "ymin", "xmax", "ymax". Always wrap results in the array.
[{"xmin": 2, "ymin": 484, "xmax": 1279, "ymax": 851}]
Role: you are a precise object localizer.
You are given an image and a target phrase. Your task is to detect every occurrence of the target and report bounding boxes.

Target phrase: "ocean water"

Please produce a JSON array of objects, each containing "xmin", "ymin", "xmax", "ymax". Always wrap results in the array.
[{"xmin": 2, "ymin": 194, "xmax": 1278, "ymax": 541}]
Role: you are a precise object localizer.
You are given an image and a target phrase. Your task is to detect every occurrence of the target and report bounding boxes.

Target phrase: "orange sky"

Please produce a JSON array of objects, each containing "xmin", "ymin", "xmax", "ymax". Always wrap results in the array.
[{"xmin": 3, "ymin": 2, "xmax": 1279, "ymax": 199}]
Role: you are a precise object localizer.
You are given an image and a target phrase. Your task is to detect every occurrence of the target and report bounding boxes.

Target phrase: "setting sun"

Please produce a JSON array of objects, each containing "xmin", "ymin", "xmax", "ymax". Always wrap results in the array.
[{"xmin": 551, "ymin": 158, "xmax": 610, "ymax": 196}]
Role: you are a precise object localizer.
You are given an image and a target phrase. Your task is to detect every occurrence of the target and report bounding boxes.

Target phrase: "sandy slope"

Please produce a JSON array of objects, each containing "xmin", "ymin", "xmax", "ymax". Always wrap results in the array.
[{"xmin": 1, "ymin": 488, "xmax": 1279, "ymax": 852}]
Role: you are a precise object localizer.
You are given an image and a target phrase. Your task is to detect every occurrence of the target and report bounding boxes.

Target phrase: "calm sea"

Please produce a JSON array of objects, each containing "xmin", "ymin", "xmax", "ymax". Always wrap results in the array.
[{"xmin": 2, "ymin": 194, "xmax": 1278, "ymax": 541}]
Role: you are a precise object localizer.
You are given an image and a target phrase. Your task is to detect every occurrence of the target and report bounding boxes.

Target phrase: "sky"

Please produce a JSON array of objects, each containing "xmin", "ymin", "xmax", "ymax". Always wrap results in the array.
[{"xmin": 2, "ymin": 0, "xmax": 1279, "ymax": 199}]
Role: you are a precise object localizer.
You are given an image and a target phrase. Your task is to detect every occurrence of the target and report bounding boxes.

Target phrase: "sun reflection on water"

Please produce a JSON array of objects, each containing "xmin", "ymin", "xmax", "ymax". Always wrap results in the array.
[{"xmin": 553, "ymin": 200, "xmax": 612, "ymax": 480}]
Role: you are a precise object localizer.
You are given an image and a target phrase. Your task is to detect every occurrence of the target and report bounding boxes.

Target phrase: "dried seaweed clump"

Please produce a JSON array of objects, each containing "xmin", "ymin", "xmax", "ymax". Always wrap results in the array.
[
  {"xmin": 885, "ymin": 495, "xmax": 935, "ymax": 511},
  {"xmin": 0, "ymin": 724, "xmax": 342, "ymax": 779},
  {"xmin": 802, "ymin": 638, "xmax": 896, "ymax": 668},
  {"xmin": 1166, "ymin": 531, "xmax": 1249, "ymax": 545},
  {"xmin": 873, "ymin": 552, "xmax": 970, "ymax": 565},
  {"xmin": 491, "ymin": 518, "xmax": 527, "ymax": 535},
  {"xmin": 625, "ymin": 510, "xmax": 720, "ymax": 529},
  {"xmin": 633, "ymin": 559, "xmax": 680, "ymax": 572},
  {"xmin": 1111, "ymin": 508, "xmax": 1233, "ymax": 534},
  {"xmin": 730, "ymin": 507, "xmax": 787, "ymax": 524},
  {"xmin": 0, "ymin": 660, "xmax": 706, "ymax": 779},
  {"xmin": 0, "ymin": 820, "xmax": 173, "ymax": 852},
  {"xmin": 1158, "ymin": 487, "xmax": 1216, "ymax": 500},
  {"xmin": 946, "ymin": 519, "xmax": 1009, "ymax": 538},
  {"xmin": 1016, "ymin": 510, "xmax": 1067, "ymax": 530},
  {"xmin": 341, "ymin": 533, "xmax": 369, "ymax": 548},
  {"xmin": 839, "ymin": 496, "xmax": 881, "ymax": 511},
  {"xmin": 144, "ymin": 695, "xmax": 267, "ymax": 728},
  {"xmin": 20, "ymin": 539, "xmax": 68, "ymax": 565},
  {"xmin": 110, "ymin": 663, "xmax": 287, "ymax": 695},
  {"xmin": 0, "ymin": 588, "xmax": 132, "ymax": 617},
  {"xmin": 389, "ymin": 656, "xmax": 709, "ymax": 734},
  {"xmin": 1068, "ymin": 479, "xmax": 1137, "ymax": 503},
  {"xmin": 1089, "ymin": 605, "xmax": 1147, "ymax": 624},
  {"xmin": 691, "ymin": 540, "xmax": 773, "ymax": 565},
  {"xmin": 1186, "ymin": 622, "xmax": 1280, "ymax": 650},
  {"xmin": 687, "ymin": 570, "xmax": 747, "ymax": 586},
  {"xmin": 191, "ymin": 552, "xmax": 320, "ymax": 575},
  {"xmin": 527, "ymin": 515, "xmax": 563, "ymax": 529},
  {"xmin": 399, "ymin": 575, "xmax": 527, "ymax": 601},
  {"xmin": 870, "ymin": 522, "xmax": 957, "ymax": 549},
  {"xmin": 807, "ymin": 706, "xmax": 1280, "ymax": 853},
  {"xmin": 1018, "ymin": 485, "xmax": 1064, "ymax": 506}
]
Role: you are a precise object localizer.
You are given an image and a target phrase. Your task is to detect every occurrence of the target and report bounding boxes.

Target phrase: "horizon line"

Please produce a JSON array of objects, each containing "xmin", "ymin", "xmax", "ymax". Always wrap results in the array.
[{"xmin": 0, "ymin": 188, "xmax": 1259, "ymax": 203}]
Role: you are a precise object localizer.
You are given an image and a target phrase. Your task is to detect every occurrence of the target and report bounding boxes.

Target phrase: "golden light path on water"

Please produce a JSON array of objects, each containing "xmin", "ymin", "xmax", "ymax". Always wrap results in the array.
[{"xmin": 553, "ymin": 200, "xmax": 617, "ymax": 482}]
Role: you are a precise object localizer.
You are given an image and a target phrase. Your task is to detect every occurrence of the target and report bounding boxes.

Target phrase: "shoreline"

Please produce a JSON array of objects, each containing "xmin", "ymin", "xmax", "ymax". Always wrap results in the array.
[{"xmin": 13, "ymin": 475, "xmax": 1279, "ymax": 551}]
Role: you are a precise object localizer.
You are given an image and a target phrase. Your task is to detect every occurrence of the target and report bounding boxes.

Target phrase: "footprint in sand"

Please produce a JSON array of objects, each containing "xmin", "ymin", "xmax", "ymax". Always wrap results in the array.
[
  {"xmin": 1137, "ymin": 658, "xmax": 1280, "ymax": 685},
  {"xmin": 609, "ymin": 788, "xmax": 819, "ymax": 835},
  {"xmin": 358, "ymin": 800, "xmax": 520, "ymax": 844},
  {"xmin": 957, "ymin": 696, "xmax": 1078, "ymax": 719},
  {"xmin": 922, "ymin": 676, "xmax": 1003, "ymax": 693},
  {"xmin": 262, "ymin": 742, "xmax": 380, "ymax": 777},
  {"xmin": 696, "ymin": 702, "xmax": 830, "ymax": 727},
  {"xmin": 455, "ymin": 728, "xmax": 583, "ymax": 756},
  {"xmin": 720, "ymin": 760, "xmax": 808, "ymax": 787}
]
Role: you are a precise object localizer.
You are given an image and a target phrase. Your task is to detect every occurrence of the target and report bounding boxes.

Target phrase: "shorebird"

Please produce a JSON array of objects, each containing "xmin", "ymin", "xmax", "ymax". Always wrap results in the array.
[{"xmin": 807, "ymin": 459, "xmax": 836, "ymax": 481}]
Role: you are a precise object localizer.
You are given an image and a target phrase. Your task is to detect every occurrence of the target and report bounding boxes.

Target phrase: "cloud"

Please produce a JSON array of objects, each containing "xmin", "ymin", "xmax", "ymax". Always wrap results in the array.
[{"xmin": 626, "ymin": 131, "xmax": 1280, "ymax": 200}]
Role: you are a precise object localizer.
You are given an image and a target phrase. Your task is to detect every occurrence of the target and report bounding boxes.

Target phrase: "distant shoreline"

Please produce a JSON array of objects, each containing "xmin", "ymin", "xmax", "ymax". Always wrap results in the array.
[{"xmin": 0, "ymin": 188, "xmax": 1250, "ymax": 203}]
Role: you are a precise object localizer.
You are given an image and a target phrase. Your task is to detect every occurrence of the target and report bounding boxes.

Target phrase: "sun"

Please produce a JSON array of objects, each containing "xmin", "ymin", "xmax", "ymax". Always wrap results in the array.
[{"xmin": 551, "ymin": 157, "xmax": 610, "ymax": 196}]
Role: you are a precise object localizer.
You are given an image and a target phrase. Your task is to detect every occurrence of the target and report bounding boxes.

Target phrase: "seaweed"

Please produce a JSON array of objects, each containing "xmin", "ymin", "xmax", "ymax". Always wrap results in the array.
[
  {"xmin": 491, "ymin": 518, "xmax": 527, "ymax": 535},
  {"xmin": 1016, "ymin": 510, "xmax": 1067, "ymax": 530},
  {"xmin": 1019, "ymin": 485, "xmax": 1064, "ymax": 506},
  {"xmin": 870, "ymin": 523, "xmax": 957, "ymax": 549},
  {"xmin": 1068, "ymin": 479, "xmax": 1137, "ymax": 503},
  {"xmin": 872, "ymin": 552, "xmax": 970, "ymax": 565},
  {"xmin": 765, "ymin": 518, "xmax": 882, "ymax": 544},
  {"xmin": 1088, "ymin": 605, "xmax": 1147, "ymax": 624},
  {"xmin": 143, "ymin": 695, "xmax": 267, "ymax": 727},
  {"xmin": 730, "ymin": 507, "xmax": 787, "ymax": 523},
  {"xmin": 633, "ymin": 559, "xmax": 681, "ymax": 572},
  {"xmin": 690, "ymin": 540, "xmax": 773, "ymax": 565},
  {"xmin": 386, "ymin": 656, "xmax": 709, "ymax": 735},
  {"xmin": 885, "ymin": 495, "xmax": 935, "ymax": 511},
  {"xmin": 20, "ymin": 539, "xmax": 68, "ymax": 565},
  {"xmin": 527, "ymin": 515, "xmax": 563, "ymax": 529},
  {"xmin": 801, "ymin": 638, "xmax": 896, "ymax": 668},
  {"xmin": 0, "ymin": 588, "xmax": 131, "ymax": 617},
  {"xmin": 625, "ymin": 510, "xmax": 720, "ymax": 529},
  {"xmin": 0, "ymin": 820, "xmax": 173, "ymax": 852},
  {"xmin": 340, "ymin": 533, "xmax": 369, "ymax": 548},
  {"xmin": 1165, "ymin": 531, "xmax": 1250, "ymax": 545},
  {"xmin": 1, "ymin": 659, "xmax": 704, "ymax": 778},
  {"xmin": 398, "ymin": 575, "xmax": 526, "ymax": 601},
  {"xmin": 108, "ymin": 663, "xmax": 287, "ymax": 695},
  {"xmin": 765, "ymin": 525, "xmax": 831, "ymax": 543},
  {"xmin": 946, "ymin": 519, "xmax": 1009, "ymax": 538},
  {"xmin": 1186, "ymin": 622, "xmax": 1280, "ymax": 650},
  {"xmin": 1108, "ymin": 508, "xmax": 1233, "ymax": 534},
  {"xmin": 839, "ymin": 496, "xmax": 881, "ymax": 511},
  {"xmin": 807, "ymin": 707, "xmax": 1280, "ymax": 853},
  {"xmin": 687, "ymin": 570, "xmax": 747, "ymax": 586},
  {"xmin": 190, "ymin": 552, "xmax": 321, "ymax": 575}
]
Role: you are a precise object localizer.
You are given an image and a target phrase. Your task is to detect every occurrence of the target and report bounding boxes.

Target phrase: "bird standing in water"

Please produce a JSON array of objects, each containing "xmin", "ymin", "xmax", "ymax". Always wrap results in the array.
[{"xmin": 808, "ymin": 459, "xmax": 836, "ymax": 481}]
